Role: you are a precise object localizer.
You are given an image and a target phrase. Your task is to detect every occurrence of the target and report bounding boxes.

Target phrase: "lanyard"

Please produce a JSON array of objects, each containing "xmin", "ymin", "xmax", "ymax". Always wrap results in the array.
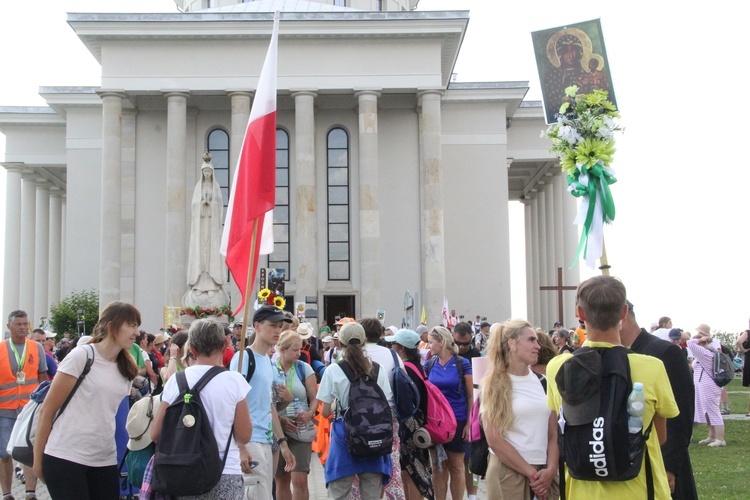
[
  {"xmin": 9, "ymin": 340, "xmax": 27, "ymax": 371},
  {"xmin": 276, "ymin": 360, "xmax": 295, "ymax": 389}
]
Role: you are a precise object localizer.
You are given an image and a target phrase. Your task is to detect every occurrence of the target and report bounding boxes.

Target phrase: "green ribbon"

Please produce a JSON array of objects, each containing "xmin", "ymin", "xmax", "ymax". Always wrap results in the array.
[{"xmin": 566, "ymin": 161, "xmax": 617, "ymax": 265}]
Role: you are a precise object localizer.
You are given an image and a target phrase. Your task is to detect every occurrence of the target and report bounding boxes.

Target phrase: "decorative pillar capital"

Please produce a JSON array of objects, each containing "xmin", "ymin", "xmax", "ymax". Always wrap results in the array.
[
  {"xmin": 227, "ymin": 90, "xmax": 254, "ymax": 98},
  {"xmin": 354, "ymin": 89, "xmax": 382, "ymax": 100},
  {"xmin": 49, "ymin": 186, "xmax": 63, "ymax": 197},
  {"xmin": 162, "ymin": 91, "xmax": 190, "ymax": 100},
  {"xmin": 21, "ymin": 170, "xmax": 38, "ymax": 181},
  {"xmin": 35, "ymin": 180, "xmax": 51, "ymax": 191},
  {"xmin": 417, "ymin": 89, "xmax": 444, "ymax": 107},
  {"xmin": 290, "ymin": 90, "xmax": 318, "ymax": 100},
  {"xmin": 97, "ymin": 90, "xmax": 127, "ymax": 100},
  {"xmin": 2, "ymin": 163, "xmax": 25, "ymax": 174}
]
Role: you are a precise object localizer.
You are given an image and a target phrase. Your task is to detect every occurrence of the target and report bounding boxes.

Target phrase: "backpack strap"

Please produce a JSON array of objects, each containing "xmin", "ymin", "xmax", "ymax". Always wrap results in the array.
[
  {"xmin": 55, "ymin": 344, "xmax": 95, "ymax": 422},
  {"xmin": 191, "ymin": 366, "xmax": 227, "ymax": 395},
  {"xmin": 294, "ymin": 361, "xmax": 306, "ymax": 386},
  {"xmin": 338, "ymin": 359, "xmax": 356, "ymax": 383},
  {"xmin": 426, "ymin": 356, "xmax": 437, "ymax": 377},
  {"xmin": 389, "ymin": 349, "xmax": 401, "ymax": 371},
  {"xmin": 243, "ymin": 347, "xmax": 256, "ymax": 384}
]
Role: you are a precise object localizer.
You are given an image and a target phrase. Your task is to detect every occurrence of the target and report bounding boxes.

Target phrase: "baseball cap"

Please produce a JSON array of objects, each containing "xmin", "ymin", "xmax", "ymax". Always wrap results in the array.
[
  {"xmin": 253, "ymin": 305, "xmax": 293, "ymax": 324},
  {"xmin": 668, "ymin": 328, "xmax": 682, "ymax": 340},
  {"xmin": 335, "ymin": 317, "xmax": 356, "ymax": 326},
  {"xmin": 233, "ymin": 322, "xmax": 243, "ymax": 328},
  {"xmin": 480, "ymin": 321, "xmax": 491, "ymax": 329},
  {"xmin": 555, "ymin": 350, "xmax": 602, "ymax": 426},
  {"xmin": 385, "ymin": 329, "xmax": 420, "ymax": 349},
  {"xmin": 416, "ymin": 325, "xmax": 429, "ymax": 336},
  {"xmin": 45, "ymin": 331, "xmax": 57, "ymax": 339},
  {"xmin": 338, "ymin": 322, "xmax": 366, "ymax": 346},
  {"xmin": 322, "ymin": 335, "xmax": 334, "ymax": 343}
]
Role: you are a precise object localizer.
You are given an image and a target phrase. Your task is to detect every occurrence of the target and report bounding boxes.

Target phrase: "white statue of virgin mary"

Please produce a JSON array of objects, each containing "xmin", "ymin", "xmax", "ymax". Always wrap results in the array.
[{"xmin": 183, "ymin": 153, "xmax": 230, "ymax": 308}]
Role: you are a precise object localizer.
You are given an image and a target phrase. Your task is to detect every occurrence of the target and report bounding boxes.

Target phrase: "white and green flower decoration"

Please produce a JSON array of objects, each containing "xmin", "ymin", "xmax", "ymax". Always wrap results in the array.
[{"xmin": 542, "ymin": 86, "xmax": 622, "ymax": 268}]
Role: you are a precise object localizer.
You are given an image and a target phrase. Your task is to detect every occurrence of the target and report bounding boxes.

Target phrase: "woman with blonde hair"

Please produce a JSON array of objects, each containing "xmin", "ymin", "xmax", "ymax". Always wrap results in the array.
[
  {"xmin": 274, "ymin": 330, "xmax": 319, "ymax": 500},
  {"xmin": 424, "ymin": 326, "xmax": 472, "ymax": 500},
  {"xmin": 480, "ymin": 320, "xmax": 559, "ymax": 500}
]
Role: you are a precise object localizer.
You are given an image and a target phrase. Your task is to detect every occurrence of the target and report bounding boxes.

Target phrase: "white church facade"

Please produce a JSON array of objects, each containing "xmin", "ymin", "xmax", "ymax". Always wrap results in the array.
[{"xmin": 0, "ymin": 0, "xmax": 579, "ymax": 331}]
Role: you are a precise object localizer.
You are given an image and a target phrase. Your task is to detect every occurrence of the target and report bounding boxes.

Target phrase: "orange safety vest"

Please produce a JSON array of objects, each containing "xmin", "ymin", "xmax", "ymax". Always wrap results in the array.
[{"xmin": 0, "ymin": 339, "xmax": 43, "ymax": 411}]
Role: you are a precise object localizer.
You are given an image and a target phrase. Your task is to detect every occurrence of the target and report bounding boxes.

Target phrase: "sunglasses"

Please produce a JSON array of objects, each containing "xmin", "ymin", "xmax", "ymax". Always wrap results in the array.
[{"xmin": 454, "ymin": 340, "xmax": 472, "ymax": 347}]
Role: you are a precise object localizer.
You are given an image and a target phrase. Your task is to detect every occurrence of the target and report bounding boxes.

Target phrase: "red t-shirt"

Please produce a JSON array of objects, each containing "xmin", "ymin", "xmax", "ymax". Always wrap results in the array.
[{"xmin": 222, "ymin": 347, "xmax": 235, "ymax": 367}]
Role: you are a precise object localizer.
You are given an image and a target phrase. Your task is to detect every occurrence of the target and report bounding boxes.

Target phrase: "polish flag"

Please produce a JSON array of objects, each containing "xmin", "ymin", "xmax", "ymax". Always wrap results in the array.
[
  {"xmin": 442, "ymin": 297, "xmax": 449, "ymax": 328},
  {"xmin": 221, "ymin": 13, "xmax": 279, "ymax": 315}
]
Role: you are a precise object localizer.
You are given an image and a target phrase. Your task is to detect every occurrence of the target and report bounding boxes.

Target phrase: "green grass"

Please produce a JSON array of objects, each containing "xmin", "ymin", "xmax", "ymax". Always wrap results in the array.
[{"xmin": 690, "ymin": 379, "xmax": 750, "ymax": 499}]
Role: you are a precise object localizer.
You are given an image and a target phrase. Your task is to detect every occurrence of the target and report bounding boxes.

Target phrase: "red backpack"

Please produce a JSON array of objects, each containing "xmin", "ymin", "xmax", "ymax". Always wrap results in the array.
[{"xmin": 404, "ymin": 363, "xmax": 457, "ymax": 444}]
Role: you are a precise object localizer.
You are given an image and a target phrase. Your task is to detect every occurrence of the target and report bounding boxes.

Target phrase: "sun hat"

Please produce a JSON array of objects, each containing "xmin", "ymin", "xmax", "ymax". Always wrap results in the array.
[
  {"xmin": 384, "ymin": 329, "xmax": 421, "ymax": 349},
  {"xmin": 153, "ymin": 333, "xmax": 169, "ymax": 345},
  {"xmin": 386, "ymin": 325, "xmax": 399, "ymax": 336},
  {"xmin": 695, "ymin": 323, "xmax": 711, "ymax": 336},
  {"xmin": 322, "ymin": 335, "xmax": 334, "ymax": 343},
  {"xmin": 555, "ymin": 349, "xmax": 602, "ymax": 426},
  {"xmin": 338, "ymin": 322, "xmax": 366, "ymax": 346},
  {"xmin": 296, "ymin": 322, "xmax": 314, "ymax": 340},
  {"xmin": 126, "ymin": 394, "xmax": 161, "ymax": 451}
]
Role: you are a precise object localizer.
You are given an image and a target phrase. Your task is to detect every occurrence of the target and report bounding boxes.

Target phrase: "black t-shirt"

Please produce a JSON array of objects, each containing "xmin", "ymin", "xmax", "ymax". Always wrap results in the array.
[{"xmin": 460, "ymin": 347, "xmax": 482, "ymax": 360}]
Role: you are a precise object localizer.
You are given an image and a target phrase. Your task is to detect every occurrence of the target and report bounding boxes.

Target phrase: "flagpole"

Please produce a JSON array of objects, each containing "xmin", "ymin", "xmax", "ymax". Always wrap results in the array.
[{"xmin": 237, "ymin": 218, "xmax": 260, "ymax": 373}]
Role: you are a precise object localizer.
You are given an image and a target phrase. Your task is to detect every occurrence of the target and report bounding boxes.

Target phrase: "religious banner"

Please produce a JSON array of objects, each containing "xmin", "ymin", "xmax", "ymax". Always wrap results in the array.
[{"xmin": 532, "ymin": 19, "xmax": 616, "ymax": 124}]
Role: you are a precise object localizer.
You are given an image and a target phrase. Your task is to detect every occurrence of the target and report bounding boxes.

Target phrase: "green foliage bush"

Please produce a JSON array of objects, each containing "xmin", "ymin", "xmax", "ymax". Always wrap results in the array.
[{"xmin": 49, "ymin": 289, "xmax": 99, "ymax": 336}]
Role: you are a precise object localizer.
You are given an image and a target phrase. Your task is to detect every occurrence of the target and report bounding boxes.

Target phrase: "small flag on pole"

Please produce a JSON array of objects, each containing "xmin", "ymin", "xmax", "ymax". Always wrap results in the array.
[
  {"xmin": 442, "ymin": 298, "xmax": 449, "ymax": 328},
  {"xmin": 420, "ymin": 305, "xmax": 426, "ymax": 325},
  {"xmin": 221, "ymin": 12, "xmax": 280, "ymax": 315}
]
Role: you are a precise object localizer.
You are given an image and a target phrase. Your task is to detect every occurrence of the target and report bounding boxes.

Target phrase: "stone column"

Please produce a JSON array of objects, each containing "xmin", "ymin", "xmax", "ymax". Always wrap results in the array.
[
  {"xmin": 417, "ymin": 90, "xmax": 446, "ymax": 326},
  {"xmin": 2, "ymin": 165, "xmax": 23, "ymax": 321},
  {"xmin": 164, "ymin": 92, "xmax": 190, "ymax": 307},
  {"xmin": 529, "ymin": 196, "xmax": 541, "ymax": 327},
  {"xmin": 544, "ymin": 182, "xmax": 557, "ymax": 325},
  {"xmin": 49, "ymin": 187, "xmax": 63, "ymax": 311},
  {"xmin": 20, "ymin": 171, "xmax": 37, "ymax": 319},
  {"xmin": 228, "ymin": 91, "xmax": 253, "ymax": 179},
  {"xmin": 61, "ymin": 195, "xmax": 67, "ymax": 297},
  {"xmin": 99, "ymin": 92, "xmax": 125, "ymax": 309},
  {"xmin": 521, "ymin": 199, "xmax": 536, "ymax": 325},
  {"xmin": 536, "ymin": 189, "xmax": 549, "ymax": 329},
  {"xmin": 34, "ymin": 181, "xmax": 51, "ymax": 324},
  {"xmin": 292, "ymin": 91, "xmax": 318, "ymax": 306},
  {"xmin": 561, "ymin": 177, "xmax": 580, "ymax": 320},
  {"xmin": 355, "ymin": 90, "xmax": 381, "ymax": 315}
]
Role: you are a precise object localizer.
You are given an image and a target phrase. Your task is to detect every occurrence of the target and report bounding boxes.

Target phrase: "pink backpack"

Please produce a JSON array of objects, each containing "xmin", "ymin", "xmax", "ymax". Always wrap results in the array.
[{"xmin": 405, "ymin": 363, "xmax": 457, "ymax": 444}]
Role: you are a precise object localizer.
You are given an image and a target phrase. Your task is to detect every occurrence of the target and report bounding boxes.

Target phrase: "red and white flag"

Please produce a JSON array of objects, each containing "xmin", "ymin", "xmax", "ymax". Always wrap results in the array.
[
  {"xmin": 221, "ymin": 13, "xmax": 279, "ymax": 315},
  {"xmin": 442, "ymin": 297, "xmax": 449, "ymax": 327}
]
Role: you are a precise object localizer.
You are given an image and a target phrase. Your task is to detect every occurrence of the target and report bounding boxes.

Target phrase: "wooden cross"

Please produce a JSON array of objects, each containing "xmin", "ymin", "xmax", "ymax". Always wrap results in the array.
[{"xmin": 540, "ymin": 267, "xmax": 577, "ymax": 326}]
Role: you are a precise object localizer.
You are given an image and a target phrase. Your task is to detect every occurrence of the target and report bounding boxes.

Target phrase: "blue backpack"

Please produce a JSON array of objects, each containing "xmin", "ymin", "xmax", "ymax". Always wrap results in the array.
[{"xmin": 389, "ymin": 349, "xmax": 421, "ymax": 421}]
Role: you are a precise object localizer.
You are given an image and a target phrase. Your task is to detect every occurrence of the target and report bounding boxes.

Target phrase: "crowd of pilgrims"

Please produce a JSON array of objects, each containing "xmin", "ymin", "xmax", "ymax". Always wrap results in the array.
[{"xmin": 15, "ymin": 299, "xmax": 738, "ymax": 500}]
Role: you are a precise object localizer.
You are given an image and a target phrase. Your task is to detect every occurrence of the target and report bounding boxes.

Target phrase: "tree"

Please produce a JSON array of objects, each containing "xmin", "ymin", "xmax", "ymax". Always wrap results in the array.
[{"xmin": 49, "ymin": 289, "xmax": 99, "ymax": 337}]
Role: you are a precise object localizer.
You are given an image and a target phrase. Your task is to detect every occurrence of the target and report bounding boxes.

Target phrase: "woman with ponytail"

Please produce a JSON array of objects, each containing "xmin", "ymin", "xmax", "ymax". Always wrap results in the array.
[
  {"xmin": 424, "ymin": 326, "xmax": 472, "ymax": 500},
  {"xmin": 480, "ymin": 320, "xmax": 559, "ymax": 500},
  {"xmin": 33, "ymin": 302, "xmax": 141, "ymax": 499},
  {"xmin": 316, "ymin": 322, "xmax": 393, "ymax": 500}
]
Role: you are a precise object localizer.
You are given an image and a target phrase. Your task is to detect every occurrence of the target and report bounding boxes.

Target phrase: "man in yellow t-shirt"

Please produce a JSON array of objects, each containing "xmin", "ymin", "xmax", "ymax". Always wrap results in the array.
[{"xmin": 547, "ymin": 276, "xmax": 679, "ymax": 499}]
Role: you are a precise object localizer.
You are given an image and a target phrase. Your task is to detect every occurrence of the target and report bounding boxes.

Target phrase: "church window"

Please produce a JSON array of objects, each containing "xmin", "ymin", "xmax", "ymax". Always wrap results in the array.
[
  {"xmin": 207, "ymin": 128, "xmax": 230, "ymax": 219},
  {"xmin": 268, "ymin": 129, "xmax": 290, "ymax": 279},
  {"xmin": 327, "ymin": 128, "xmax": 350, "ymax": 281}
]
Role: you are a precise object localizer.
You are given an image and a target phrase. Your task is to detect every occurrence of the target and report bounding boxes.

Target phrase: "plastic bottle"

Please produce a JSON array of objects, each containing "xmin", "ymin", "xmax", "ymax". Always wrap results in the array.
[
  {"xmin": 273, "ymin": 368, "xmax": 287, "ymax": 404},
  {"xmin": 626, "ymin": 382, "xmax": 645, "ymax": 433},
  {"xmin": 294, "ymin": 397, "xmax": 313, "ymax": 432}
]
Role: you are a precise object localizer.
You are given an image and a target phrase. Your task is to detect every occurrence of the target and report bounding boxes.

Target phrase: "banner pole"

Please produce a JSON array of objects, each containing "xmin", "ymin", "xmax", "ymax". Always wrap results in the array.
[{"xmin": 237, "ymin": 218, "xmax": 260, "ymax": 373}]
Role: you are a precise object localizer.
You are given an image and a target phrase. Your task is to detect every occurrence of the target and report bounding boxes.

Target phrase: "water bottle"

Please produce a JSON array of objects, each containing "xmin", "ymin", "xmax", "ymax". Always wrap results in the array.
[
  {"xmin": 273, "ymin": 368, "xmax": 287, "ymax": 403},
  {"xmin": 627, "ymin": 382, "xmax": 645, "ymax": 433},
  {"xmin": 293, "ymin": 397, "xmax": 313, "ymax": 432}
]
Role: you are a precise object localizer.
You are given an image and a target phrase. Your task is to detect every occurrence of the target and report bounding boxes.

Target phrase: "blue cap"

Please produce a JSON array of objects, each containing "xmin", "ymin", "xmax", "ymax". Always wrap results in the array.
[{"xmin": 385, "ymin": 329, "xmax": 421, "ymax": 349}]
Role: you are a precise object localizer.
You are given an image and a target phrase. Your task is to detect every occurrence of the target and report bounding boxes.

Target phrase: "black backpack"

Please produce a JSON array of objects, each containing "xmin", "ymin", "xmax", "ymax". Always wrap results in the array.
[
  {"xmin": 556, "ymin": 347, "xmax": 653, "ymax": 491},
  {"xmin": 338, "ymin": 360, "xmax": 393, "ymax": 459},
  {"xmin": 700, "ymin": 348, "xmax": 734, "ymax": 387},
  {"xmin": 153, "ymin": 367, "xmax": 233, "ymax": 496},
  {"xmin": 389, "ymin": 349, "xmax": 420, "ymax": 422}
]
